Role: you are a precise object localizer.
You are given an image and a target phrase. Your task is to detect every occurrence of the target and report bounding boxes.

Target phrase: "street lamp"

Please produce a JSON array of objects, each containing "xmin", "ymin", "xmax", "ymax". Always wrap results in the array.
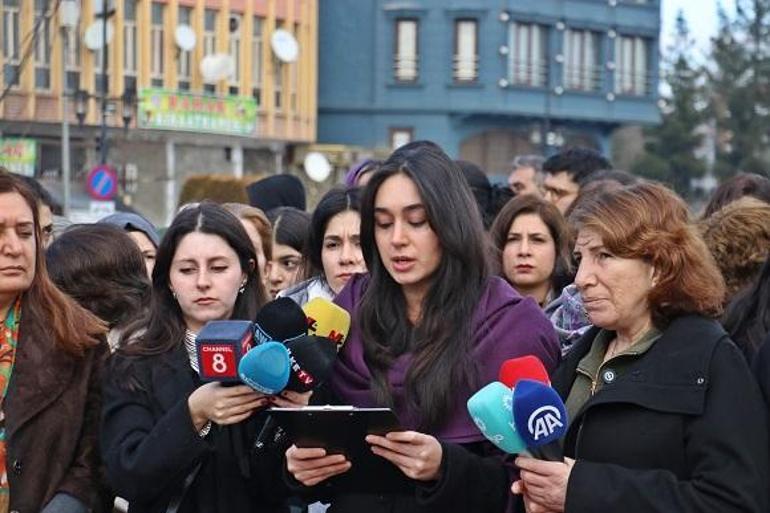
[
  {"xmin": 74, "ymin": 89, "xmax": 89, "ymax": 126},
  {"xmin": 121, "ymin": 88, "xmax": 136, "ymax": 130}
]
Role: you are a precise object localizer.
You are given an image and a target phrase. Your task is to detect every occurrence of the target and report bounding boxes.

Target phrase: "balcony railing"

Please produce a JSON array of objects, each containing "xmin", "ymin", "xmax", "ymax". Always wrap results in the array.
[
  {"xmin": 508, "ymin": 60, "xmax": 548, "ymax": 88},
  {"xmin": 453, "ymin": 54, "xmax": 478, "ymax": 82},
  {"xmin": 394, "ymin": 55, "xmax": 419, "ymax": 82}
]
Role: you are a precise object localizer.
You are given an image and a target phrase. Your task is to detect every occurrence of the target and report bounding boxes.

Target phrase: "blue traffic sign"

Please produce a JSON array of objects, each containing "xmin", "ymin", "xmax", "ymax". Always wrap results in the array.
[{"xmin": 86, "ymin": 164, "xmax": 118, "ymax": 200}]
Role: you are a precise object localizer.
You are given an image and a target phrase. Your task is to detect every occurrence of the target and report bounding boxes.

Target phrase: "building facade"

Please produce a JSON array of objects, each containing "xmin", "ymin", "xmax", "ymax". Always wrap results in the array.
[
  {"xmin": 317, "ymin": 0, "xmax": 660, "ymax": 176},
  {"xmin": 0, "ymin": 0, "xmax": 317, "ymax": 224}
]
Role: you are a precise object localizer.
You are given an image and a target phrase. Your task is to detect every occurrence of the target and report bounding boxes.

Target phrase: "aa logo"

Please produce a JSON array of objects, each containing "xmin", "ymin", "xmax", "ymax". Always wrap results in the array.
[{"xmin": 527, "ymin": 405, "xmax": 564, "ymax": 441}]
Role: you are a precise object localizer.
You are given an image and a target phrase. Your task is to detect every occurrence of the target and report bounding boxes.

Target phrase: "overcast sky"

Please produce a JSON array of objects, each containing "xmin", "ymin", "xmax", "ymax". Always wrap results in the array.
[{"xmin": 661, "ymin": 0, "xmax": 736, "ymax": 58}]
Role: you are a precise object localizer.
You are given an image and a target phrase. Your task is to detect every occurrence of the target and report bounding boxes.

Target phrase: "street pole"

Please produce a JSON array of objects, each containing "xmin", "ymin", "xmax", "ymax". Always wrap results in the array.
[
  {"xmin": 99, "ymin": 0, "xmax": 108, "ymax": 164},
  {"xmin": 61, "ymin": 23, "xmax": 71, "ymax": 216},
  {"xmin": 60, "ymin": 0, "xmax": 79, "ymax": 217}
]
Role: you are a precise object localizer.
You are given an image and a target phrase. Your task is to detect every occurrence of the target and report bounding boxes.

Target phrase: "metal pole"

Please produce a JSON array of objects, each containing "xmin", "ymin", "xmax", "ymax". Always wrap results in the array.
[
  {"xmin": 99, "ymin": 0, "xmax": 108, "ymax": 164},
  {"xmin": 61, "ymin": 24, "xmax": 71, "ymax": 217}
]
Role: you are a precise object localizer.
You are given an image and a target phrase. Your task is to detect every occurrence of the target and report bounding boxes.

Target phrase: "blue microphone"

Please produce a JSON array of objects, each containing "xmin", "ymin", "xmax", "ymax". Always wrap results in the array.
[
  {"xmin": 237, "ymin": 341, "xmax": 291, "ymax": 395},
  {"xmin": 511, "ymin": 379, "xmax": 568, "ymax": 461},
  {"xmin": 467, "ymin": 382, "xmax": 527, "ymax": 454}
]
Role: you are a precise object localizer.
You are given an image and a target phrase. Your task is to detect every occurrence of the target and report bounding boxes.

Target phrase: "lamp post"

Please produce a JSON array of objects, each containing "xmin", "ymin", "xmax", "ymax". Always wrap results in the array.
[{"xmin": 60, "ymin": 0, "xmax": 79, "ymax": 217}]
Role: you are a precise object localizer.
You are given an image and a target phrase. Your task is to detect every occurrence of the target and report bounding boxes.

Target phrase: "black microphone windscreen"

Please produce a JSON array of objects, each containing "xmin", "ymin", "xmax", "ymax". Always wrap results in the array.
[
  {"xmin": 254, "ymin": 297, "xmax": 307, "ymax": 344},
  {"xmin": 284, "ymin": 335, "xmax": 337, "ymax": 393}
]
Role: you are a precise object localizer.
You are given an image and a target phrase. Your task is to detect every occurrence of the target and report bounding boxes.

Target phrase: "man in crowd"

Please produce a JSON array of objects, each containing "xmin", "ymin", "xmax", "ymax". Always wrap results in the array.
[
  {"xmin": 542, "ymin": 147, "xmax": 612, "ymax": 214},
  {"xmin": 508, "ymin": 155, "xmax": 545, "ymax": 197}
]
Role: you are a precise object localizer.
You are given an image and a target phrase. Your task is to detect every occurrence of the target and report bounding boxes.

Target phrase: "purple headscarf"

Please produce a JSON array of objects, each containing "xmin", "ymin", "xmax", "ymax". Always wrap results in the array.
[{"xmin": 344, "ymin": 159, "xmax": 376, "ymax": 187}]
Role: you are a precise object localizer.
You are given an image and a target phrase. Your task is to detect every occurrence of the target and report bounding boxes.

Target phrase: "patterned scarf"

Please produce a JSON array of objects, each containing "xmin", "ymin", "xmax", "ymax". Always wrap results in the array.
[{"xmin": 0, "ymin": 297, "xmax": 21, "ymax": 513}]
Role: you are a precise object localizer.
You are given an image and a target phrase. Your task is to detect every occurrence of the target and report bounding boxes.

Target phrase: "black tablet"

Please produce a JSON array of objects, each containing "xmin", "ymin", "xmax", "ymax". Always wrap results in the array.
[{"xmin": 270, "ymin": 406, "xmax": 413, "ymax": 493}]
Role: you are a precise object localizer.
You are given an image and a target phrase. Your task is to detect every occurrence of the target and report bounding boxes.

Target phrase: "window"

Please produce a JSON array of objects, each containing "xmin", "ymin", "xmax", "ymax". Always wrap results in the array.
[
  {"xmin": 564, "ymin": 29, "xmax": 600, "ymax": 92},
  {"xmin": 290, "ymin": 23, "xmax": 299, "ymax": 110},
  {"xmin": 614, "ymin": 35, "xmax": 649, "ymax": 96},
  {"xmin": 203, "ymin": 8, "xmax": 217, "ymax": 93},
  {"xmin": 228, "ymin": 13, "xmax": 241, "ymax": 95},
  {"xmin": 123, "ymin": 0, "xmax": 137, "ymax": 93},
  {"xmin": 3, "ymin": 0, "xmax": 20, "ymax": 87},
  {"xmin": 63, "ymin": 16, "xmax": 81, "ymax": 92},
  {"xmin": 177, "ymin": 6, "xmax": 192, "ymax": 90},
  {"xmin": 251, "ymin": 17, "xmax": 263, "ymax": 105},
  {"xmin": 150, "ymin": 3, "xmax": 164, "ymax": 87},
  {"xmin": 508, "ymin": 22, "xmax": 548, "ymax": 87},
  {"xmin": 394, "ymin": 18, "xmax": 418, "ymax": 82},
  {"xmin": 390, "ymin": 127, "xmax": 413, "ymax": 150},
  {"xmin": 453, "ymin": 19, "xmax": 477, "ymax": 83},
  {"xmin": 34, "ymin": 0, "xmax": 52, "ymax": 90},
  {"xmin": 274, "ymin": 23, "xmax": 284, "ymax": 109}
]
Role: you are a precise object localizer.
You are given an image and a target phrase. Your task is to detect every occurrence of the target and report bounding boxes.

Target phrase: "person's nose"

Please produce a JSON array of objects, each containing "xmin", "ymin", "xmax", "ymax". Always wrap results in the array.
[
  {"xmin": 517, "ymin": 237, "xmax": 531, "ymax": 256},
  {"xmin": 0, "ymin": 231, "xmax": 23, "ymax": 257},
  {"xmin": 339, "ymin": 240, "xmax": 356, "ymax": 264},
  {"xmin": 574, "ymin": 259, "xmax": 594, "ymax": 292},
  {"xmin": 196, "ymin": 269, "xmax": 212, "ymax": 290},
  {"xmin": 390, "ymin": 220, "xmax": 408, "ymax": 247}
]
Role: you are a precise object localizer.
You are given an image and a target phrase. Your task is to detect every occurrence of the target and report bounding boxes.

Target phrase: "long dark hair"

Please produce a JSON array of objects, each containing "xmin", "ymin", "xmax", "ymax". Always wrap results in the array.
[
  {"xmin": 723, "ymin": 254, "xmax": 770, "ymax": 361},
  {"xmin": 358, "ymin": 142, "xmax": 489, "ymax": 431},
  {"xmin": 117, "ymin": 202, "xmax": 267, "ymax": 364},
  {"xmin": 0, "ymin": 169, "xmax": 105, "ymax": 355},
  {"xmin": 47, "ymin": 224, "xmax": 151, "ymax": 330},
  {"xmin": 303, "ymin": 186, "xmax": 360, "ymax": 279}
]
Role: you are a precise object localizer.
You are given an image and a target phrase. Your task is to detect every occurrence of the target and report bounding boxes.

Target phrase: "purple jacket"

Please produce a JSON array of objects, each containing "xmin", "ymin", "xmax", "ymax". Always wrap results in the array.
[{"xmin": 331, "ymin": 274, "xmax": 561, "ymax": 443}]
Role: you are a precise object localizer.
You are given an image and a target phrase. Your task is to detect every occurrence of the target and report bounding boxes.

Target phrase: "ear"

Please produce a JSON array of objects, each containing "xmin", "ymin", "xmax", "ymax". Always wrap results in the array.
[
  {"xmin": 650, "ymin": 266, "xmax": 659, "ymax": 288},
  {"xmin": 248, "ymin": 258, "xmax": 256, "ymax": 272}
]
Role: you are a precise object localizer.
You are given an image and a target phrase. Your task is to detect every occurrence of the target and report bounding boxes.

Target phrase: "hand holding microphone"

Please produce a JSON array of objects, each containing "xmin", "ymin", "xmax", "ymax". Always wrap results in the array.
[{"xmin": 188, "ymin": 383, "xmax": 269, "ymax": 429}]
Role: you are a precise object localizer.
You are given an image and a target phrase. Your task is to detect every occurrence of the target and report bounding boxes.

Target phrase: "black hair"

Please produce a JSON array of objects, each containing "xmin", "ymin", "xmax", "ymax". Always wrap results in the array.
[
  {"xmin": 266, "ymin": 206, "xmax": 311, "ymax": 253},
  {"xmin": 46, "ymin": 224, "xmax": 151, "ymax": 329},
  {"xmin": 358, "ymin": 141, "xmax": 489, "ymax": 431},
  {"xmin": 456, "ymin": 160, "xmax": 514, "ymax": 229},
  {"xmin": 304, "ymin": 187, "xmax": 361, "ymax": 279},
  {"xmin": 114, "ymin": 202, "xmax": 267, "ymax": 386},
  {"xmin": 723, "ymin": 254, "xmax": 770, "ymax": 362},
  {"xmin": 703, "ymin": 173, "xmax": 770, "ymax": 219},
  {"xmin": 17, "ymin": 175, "xmax": 63, "ymax": 214},
  {"xmin": 542, "ymin": 147, "xmax": 613, "ymax": 185}
]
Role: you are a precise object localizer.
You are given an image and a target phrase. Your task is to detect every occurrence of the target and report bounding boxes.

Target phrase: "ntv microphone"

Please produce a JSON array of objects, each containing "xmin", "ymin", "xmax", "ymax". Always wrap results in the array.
[
  {"xmin": 511, "ymin": 379, "xmax": 568, "ymax": 461},
  {"xmin": 196, "ymin": 320, "xmax": 254, "ymax": 382},
  {"xmin": 302, "ymin": 298, "xmax": 351, "ymax": 351},
  {"xmin": 284, "ymin": 335, "xmax": 337, "ymax": 393}
]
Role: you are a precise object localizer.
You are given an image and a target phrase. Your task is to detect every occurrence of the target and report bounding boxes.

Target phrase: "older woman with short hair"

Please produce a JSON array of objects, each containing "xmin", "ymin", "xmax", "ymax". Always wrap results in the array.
[{"xmin": 512, "ymin": 182, "xmax": 768, "ymax": 513}]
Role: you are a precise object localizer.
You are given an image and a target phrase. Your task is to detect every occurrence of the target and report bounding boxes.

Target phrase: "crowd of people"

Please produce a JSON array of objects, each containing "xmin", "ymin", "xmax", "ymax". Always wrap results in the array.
[{"xmin": 0, "ymin": 140, "xmax": 769, "ymax": 513}]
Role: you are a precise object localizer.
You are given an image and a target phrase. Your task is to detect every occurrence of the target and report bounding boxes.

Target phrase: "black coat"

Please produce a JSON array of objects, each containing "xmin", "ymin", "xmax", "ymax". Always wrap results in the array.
[
  {"xmin": 288, "ymin": 440, "xmax": 513, "ymax": 513},
  {"xmin": 752, "ymin": 332, "xmax": 770, "ymax": 408},
  {"xmin": 101, "ymin": 346, "xmax": 290, "ymax": 513},
  {"xmin": 552, "ymin": 315, "xmax": 769, "ymax": 513}
]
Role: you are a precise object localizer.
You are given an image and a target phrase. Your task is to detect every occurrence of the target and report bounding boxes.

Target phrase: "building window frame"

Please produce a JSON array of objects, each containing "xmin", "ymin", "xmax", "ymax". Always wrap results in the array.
[
  {"xmin": 150, "ymin": 2, "xmax": 164, "ymax": 88},
  {"xmin": 33, "ymin": 0, "xmax": 53, "ymax": 91},
  {"xmin": 394, "ymin": 18, "xmax": 419, "ymax": 83},
  {"xmin": 251, "ymin": 17, "xmax": 263, "ymax": 106},
  {"xmin": 3, "ymin": 0, "xmax": 21, "ymax": 88},
  {"xmin": 64, "ymin": 17, "xmax": 81, "ymax": 92},
  {"xmin": 563, "ymin": 28, "xmax": 601, "ymax": 92},
  {"xmin": 614, "ymin": 34, "xmax": 650, "ymax": 96},
  {"xmin": 123, "ymin": 0, "xmax": 138, "ymax": 93},
  {"xmin": 389, "ymin": 127, "xmax": 413, "ymax": 150},
  {"xmin": 508, "ymin": 21, "xmax": 548, "ymax": 88},
  {"xmin": 228, "ymin": 13, "xmax": 241, "ymax": 96},
  {"xmin": 453, "ymin": 18, "xmax": 478, "ymax": 83},
  {"xmin": 177, "ymin": 5, "xmax": 193, "ymax": 91}
]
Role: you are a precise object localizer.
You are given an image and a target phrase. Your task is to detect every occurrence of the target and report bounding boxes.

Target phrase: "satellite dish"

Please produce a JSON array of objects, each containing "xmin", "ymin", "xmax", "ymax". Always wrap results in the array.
[
  {"xmin": 271, "ymin": 29, "xmax": 299, "ymax": 63},
  {"xmin": 83, "ymin": 20, "xmax": 114, "ymax": 51},
  {"xmin": 304, "ymin": 152, "xmax": 332, "ymax": 183},
  {"xmin": 175, "ymin": 25, "xmax": 197, "ymax": 51},
  {"xmin": 200, "ymin": 54, "xmax": 235, "ymax": 82}
]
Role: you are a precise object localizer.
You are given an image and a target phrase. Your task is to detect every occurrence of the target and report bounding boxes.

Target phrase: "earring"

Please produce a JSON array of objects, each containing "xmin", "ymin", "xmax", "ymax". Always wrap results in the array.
[
  {"xmin": 239, "ymin": 280, "xmax": 247, "ymax": 294},
  {"xmin": 170, "ymin": 289, "xmax": 177, "ymax": 300}
]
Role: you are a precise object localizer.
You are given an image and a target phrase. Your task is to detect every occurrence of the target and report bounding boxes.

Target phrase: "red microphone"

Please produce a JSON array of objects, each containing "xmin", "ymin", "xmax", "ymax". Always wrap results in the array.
[
  {"xmin": 196, "ymin": 320, "xmax": 254, "ymax": 382},
  {"xmin": 499, "ymin": 355, "xmax": 550, "ymax": 389}
]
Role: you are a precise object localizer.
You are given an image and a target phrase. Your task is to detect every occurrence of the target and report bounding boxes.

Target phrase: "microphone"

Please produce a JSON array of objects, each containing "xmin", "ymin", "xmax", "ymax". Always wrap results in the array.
[
  {"xmin": 237, "ymin": 341, "xmax": 292, "ymax": 395},
  {"xmin": 284, "ymin": 335, "xmax": 338, "ymax": 393},
  {"xmin": 302, "ymin": 298, "xmax": 351, "ymax": 350},
  {"xmin": 254, "ymin": 297, "xmax": 307, "ymax": 345},
  {"xmin": 196, "ymin": 320, "xmax": 254, "ymax": 382},
  {"xmin": 511, "ymin": 379, "xmax": 568, "ymax": 461},
  {"xmin": 467, "ymin": 382, "xmax": 527, "ymax": 454},
  {"xmin": 499, "ymin": 355, "xmax": 551, "ymax": 389}
]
